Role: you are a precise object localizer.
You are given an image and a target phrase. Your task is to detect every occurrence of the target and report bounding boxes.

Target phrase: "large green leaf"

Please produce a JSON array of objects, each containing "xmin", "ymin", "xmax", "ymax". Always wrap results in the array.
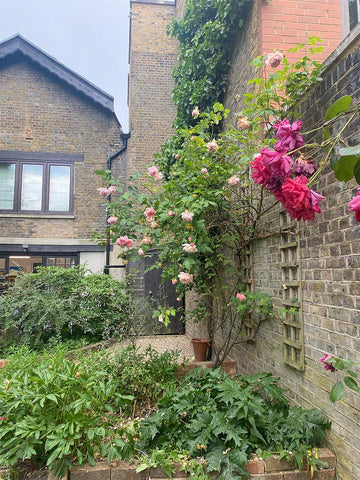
[
  {"xmin": 329, "ymin": 381, "xmax": 344, "ymax": 402},
  {"xmin": 338, "ymin": 145, "xmax": 360, "ymax": 157},
  {"xmin": 344, "ymin": 376, "xmax": 360, "ymax": 392},
  {"xmin": 324, "ymin": 95, "xmax": 352, "ymax": 121},
  {"xmin": 333, "ymin": 155, "xmax": 359, "ymax": 181}
]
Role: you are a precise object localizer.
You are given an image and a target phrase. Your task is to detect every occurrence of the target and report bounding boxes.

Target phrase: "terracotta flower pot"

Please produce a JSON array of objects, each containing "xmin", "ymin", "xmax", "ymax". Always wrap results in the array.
[{"xmin": 191, "ymin": 338, "xmax": 209, "ymax": 362}]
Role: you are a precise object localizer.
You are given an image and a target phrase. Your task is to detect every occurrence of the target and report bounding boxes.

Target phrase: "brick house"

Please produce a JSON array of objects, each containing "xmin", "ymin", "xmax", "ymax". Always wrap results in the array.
[
  {"xmin": 128, "ymin": 1, "xmax": 360, "ymax": 478},
  {"xmin": 0, "ymin": 34, "xmax": 126, "ymax": 286}
]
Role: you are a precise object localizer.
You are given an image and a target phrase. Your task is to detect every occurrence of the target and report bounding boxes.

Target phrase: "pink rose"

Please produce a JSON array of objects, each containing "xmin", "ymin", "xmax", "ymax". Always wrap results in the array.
[
  {"xmin": 107, "ymin": 186, "xmax": 116, "ymax": 195},
  {"xmin": 154, "ymin": 172, "xmax": 163, "ymax": 181},
  {"xmin": 200, "ymin": 168, "xmax": 209, "ymax": 175},
  {"xmin": 150, "ymin": 221, "xmax": 159, "ymax": 229},
  {"xmin": 116, "ymin": 236, "xmax": 134, "ymax": 248},
  {"xmin": 172, "ymin": 279, "xmax": 178, "ymax": 284},
  {"xmin": 182, "ymin": 242, "xmax": 198, "ymax": 253},
  {"xmin": 144, "ymin": 207, "xmax": 156, "ymax": 220},
  {"xmin": 178, "ymin": 272, "xmax": 194, "ymax": 284},
  {"xmin": 348, "ymin": 188, "xmax": 360, "ymax": 222},
  {"xmin": 236, "ymin": 293, "xmax": 246, "ymax": 301},
  {"xmin": 0, "ymin": 417, "xmax": 7, "ymax": 421},
  {"xmin": 207, "ymin": 139, "xmax": 219, "ymax": 153},
  {"xmin": 319, "ymin": 354, "xmax": 336, "ymax": 372},
  {"xmin": 148, "ymin": 165, "xmax": 159, "ymax": 177},
  {"xmin": 97, "ymin": 187, "xmax": 109, "ymax": 196},
  {"xmin": 142, "ymin": 237, "xmax": 152, "ymax": 245},
  {"xmin": 280, "ymin": 175, "xmax": 324, "ymax": 221},
  {"xmin": 107, "ymin": 216, "xmax": 118, "ymax": 225},
  {"xmin": 265, "ymin": 51, "xmax": 284, "ymax": 68},
  {"xmin": 237, "ymin": 113, "xmax": 251, "ymax": 130},
  {"xmin": 227, "ymin": 175, "xmax": 240, "ymax": 186},
  {"xmin": 273, "ymin": 119, "xmax": 305, "ymax": 153},
  {"xmin": 138, "ymin": 248, "xmax": 145, "ymax": 256},
  {"xmin": 181, "ymin": 210, "xmax": 194, "ymax": 222},
  {"xmin": 192, "ymin": 106, "xmax": 200, "ymax": 118},
  {"xmin": 167, "ymin": 210, "xmax": 175, "ymax": 217}
]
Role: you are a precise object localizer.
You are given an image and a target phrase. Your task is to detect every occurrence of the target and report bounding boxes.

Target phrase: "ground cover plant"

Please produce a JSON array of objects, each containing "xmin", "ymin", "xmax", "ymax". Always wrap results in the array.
[{"xmin": 0, "ymin": 266, "xmax": 132, "ymax": 354}]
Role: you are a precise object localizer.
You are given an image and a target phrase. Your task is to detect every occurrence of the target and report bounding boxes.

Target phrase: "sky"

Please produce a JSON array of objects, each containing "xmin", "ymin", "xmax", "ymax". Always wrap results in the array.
[{"xmin": 0, "ymin": 0, "xmax": 130, "ymax": 130}]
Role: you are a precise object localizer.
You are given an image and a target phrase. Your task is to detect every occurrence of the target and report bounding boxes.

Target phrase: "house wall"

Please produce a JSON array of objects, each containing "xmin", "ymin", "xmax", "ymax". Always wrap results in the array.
[
  {"xmin": 126, "ymin": 0, "xmax": 177, "ymax": 178},
  {"xmin": 0, "ymin": 57, "xmax": 122, "ymax": 271}
]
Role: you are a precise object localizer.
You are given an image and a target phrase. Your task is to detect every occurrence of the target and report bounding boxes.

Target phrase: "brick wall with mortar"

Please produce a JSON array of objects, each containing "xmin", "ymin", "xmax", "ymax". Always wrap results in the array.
[
  {"xmin": 126, "ymin": 0, "xmax": 177, "ymax": 179},
  {"xmin": 0, "ymin": 57, "xmax": 122, "ymax": 242},
  {"xmin": 197, "ymin": 26, "xmax": 360, "ymax": 480}
]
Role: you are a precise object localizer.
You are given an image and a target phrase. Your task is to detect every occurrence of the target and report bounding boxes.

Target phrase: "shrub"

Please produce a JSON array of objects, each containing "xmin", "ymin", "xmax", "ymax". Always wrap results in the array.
[
  {"xmin": 138, "ymin": 368, "xmax": 331, "ymax": 479},
  {"xmin": 0, "ymin": 266, "xmax": 131, "ymax": 353}
]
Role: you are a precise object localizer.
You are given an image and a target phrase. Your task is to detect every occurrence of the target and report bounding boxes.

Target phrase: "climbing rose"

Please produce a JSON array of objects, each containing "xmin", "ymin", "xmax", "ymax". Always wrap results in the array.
[
  {"xmin": 280, "ymin": 175, "xmax": 324, "ymax": 221},
  {"xmin": 182, "ymin": 210, "xmax": 194, "ymax": 222},
  {"xmin": 138, "ymin": 248, "xmax": 145, "ymax": 256},
  {"xmin": 319, "ymin": 354, "xmax": 336, "ymax": 372},
  {"xmin": 150, "ymin": 221, "xmax": 159, "ymax": 229},
  {"xmin": 116, "ymin": 236, "xmax": 133, "ymax": 248},
  {"xmin": 107, "ymin": 185, "xmax": 116, "ymax": 195},
  {"xmin": 274, "ymin": 119, "xmax": 305, "ymax": 153},
  {"xmin": 142, "ymin": 236, "xmax": 152, "ymax": 245},
  {"xmin": 200, "ymin": 168, "xmax": 209, "ymax": 175},
  {"xmin": 167, "ymin": 210, "xmax": 175, "ymax": 217},
  {"xmin": 251, "ymin": 148, "xmax": 292, "ymax": 192},
  {"xmin": 144, "ymin": 207, "xmax": 156, "ymax": 221},
  {"xmin": 236, "ymin": 293, "xmax": 246, "ymax": 301},
  {"xmin": 293, "ymin": 154, "xmax": 317, "ymax": 177},
  {"xmin": 148, "ymin": 165, "xmax": 159, "ymax": 177},
  {"xmin": 97, "ymin": 187, "xmax": 109, "ymax": 196},
  {"xmin": 207, "ymin": 139, "xmax": 219, "ymax": 153},
  {"xmin": 154, "ymin": 172, "xmax": 163, "ymax": 181},
  {"xmin": 348, "ymin": 188, "xmax": 360, "ymax": 222},
  {"xmin": 0, "ymin": 417, "xmax": 7, "ymax": 421},
  {"xmin": 236, "ymin": 113, "xmax": 251, "ymax": 130},
  {"xmin": 183, "ymin": 242, "xmax": 198, "ymax": 254},
  {"xmin": 107, "ymin": 216, "xmax": 118, "ymax": 225},
  {"xmin": 192, "ymin": 106, "xmax": 200, "ymax": 118},
  {"xmin": 178, "ymin": 272, "xmax": 194, "ymax": 284},
  {"xmin": 265, "ymin": 51, "xmax": 284, "ymax": 68},
  {"xmin": 172, "ymin": 279, "xmax": 178, "ymax": 284},
  {"xmin": 227, "ymin": 175, "xmax": 240, "ymax": 186}
]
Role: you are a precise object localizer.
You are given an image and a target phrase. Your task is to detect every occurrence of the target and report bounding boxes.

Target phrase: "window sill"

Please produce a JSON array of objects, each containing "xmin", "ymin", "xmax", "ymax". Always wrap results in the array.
[{"xmin": 0, "ymin": 213, "xmax": 75, "ymax": 219}]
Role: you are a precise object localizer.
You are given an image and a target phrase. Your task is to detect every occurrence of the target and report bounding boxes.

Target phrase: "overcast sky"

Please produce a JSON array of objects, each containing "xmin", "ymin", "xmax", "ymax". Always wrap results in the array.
[{"xmin": 0, "ymin": 0, "xmax": 130, "ymax": 130}]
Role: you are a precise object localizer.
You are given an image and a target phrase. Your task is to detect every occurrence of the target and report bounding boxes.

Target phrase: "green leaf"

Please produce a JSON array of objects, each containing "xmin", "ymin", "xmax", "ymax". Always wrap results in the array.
[
  {"xmin": 346, "ymin": 369, "xmax": 358, "ymax": 378},
  {"xmin": 88, "ymin": 454, "xmax": 96, "ymax": 467},
  {"xmin": 344, "ymin": 376, "xmax": 360, "ymax": 392},
  {"xmin": 338, "ymin": 145, "xmax": 360, "ymax": 157},
  {"xmin": 354, "ymin": 160, "xmax": 360, "ymax": 185},
  {"xmin": 324, "ymin": 95, "xmax": 352, "ymax": 121},
  {"xmin": 330, "ymin": 381, "xmax": 344, "ymax": 402},
  {"xmin": 94, "ymin": 169, "xmax": 105, "ymax": 176},
  {"xmin": 333, "ymin": 155, "xmax": 358, "ymax": 181},
  {"xmin": 46, "ymin": 394, "xmax": 58, "ymax": 404}
]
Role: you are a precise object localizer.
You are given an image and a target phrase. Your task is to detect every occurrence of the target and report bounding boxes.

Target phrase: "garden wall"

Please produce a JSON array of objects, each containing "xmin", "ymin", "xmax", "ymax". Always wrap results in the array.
[{"xmin": 198, "ymin": 26, "xmax": 360, "ymax": 480}]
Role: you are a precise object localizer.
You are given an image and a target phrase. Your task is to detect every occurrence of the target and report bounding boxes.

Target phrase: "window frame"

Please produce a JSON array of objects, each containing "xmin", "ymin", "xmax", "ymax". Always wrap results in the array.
[
  {"xmin": 0, "ymin": 151, "xmax": 83, "ymax": 215},
  {"xmin": 341, "ymin": 0, "xmax": 360, "ymax": 37}
]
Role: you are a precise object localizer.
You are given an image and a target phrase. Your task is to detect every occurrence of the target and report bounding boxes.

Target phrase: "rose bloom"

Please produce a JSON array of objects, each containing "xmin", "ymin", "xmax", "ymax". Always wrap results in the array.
[
  {"xmin": 172, "ymin": 278, "xmax": 178, "ymax": 284},
  {"xmin": 175, "ymin": 153, "xmax": 181, "ymax": 160},
  {"xmin": 116, "ymin": 236, "xmax": 134, "ymax": 248},
  {"xmin": 274, "ymin": 119, "xmax": 305, "ymax": 153},
  {"xmin": 167, "ymin": 210, "xmax": 175, "ymax": 217},
  {"xmin": 319, "ymin": 354, "xmax": 336, "ymax": 372},
  {"xmin": 236, "ymin": 293, "xmax": 246, "ymax": 301},
  {"xmin": 154, "ymin": 172, "xmax": 163, "ymax": 181},
  {"xmin": 280, "ymin": 175, "xmax": 324, "ymax": 221},
  {"xmin": 348, "ymin": 188, "xmax": 360, "ymax": 222},
  {"xmin": 148, "ymin": 165, "xmax": 159, "ymax": 177},
  {"xmin": 192, "ymin": 106, "xmax": 200, "ymax": 118},
  {"xmin": 183, "ymin": 242, "xmax": 198, "ymax": 254},
  {"xmin": 107, "ymin": 185, "xmax": 116, "ymax": 195},
  {"xmin": 207, "ymin": 139, "xmax": 219, "ymax": 153},
  {"xmin": 227, "ymin": 175, "xmax": 240, "ymax": 186},
  {"xmin": 97, "ymin": 187, "xmax": 109, "ymax": 196},
  {"xmin": 178, "ymin": 272, "xmax": 194, "ymax": 284},
  {"xmin": 150, "ymin": 221, "xmax": 159, "ymax": 229},
  {"xmin": 142, "ymin": 236, "xmax": 152, "ymax": 245},
  {"xmin": 181, "ymin": 210, "xmax": 194, "ymax": 222},
  {"xmin": 138, "ymin": 248, "xmax": 145, "ymax": 256},
  {"xmin": 200, "ymin": 168, "xmax": 209, "ymax": 175},
  {"xmin": 107, "ymin": 216, "xmax": 118, "ymax": 225},
  {"xmin": 144, "ymin": 206, "xmax": 156, "ymax": 220},
  {"xmin": 236, "ymin": 113, "xmax": 251, "ymax": 130},
  {"xmin": 265, "ymin": 51, "xmax": 284, "ymax": 68},
  {"xmin": 292, "ymin": 154, "xmax": 317, "ymax": 178}
]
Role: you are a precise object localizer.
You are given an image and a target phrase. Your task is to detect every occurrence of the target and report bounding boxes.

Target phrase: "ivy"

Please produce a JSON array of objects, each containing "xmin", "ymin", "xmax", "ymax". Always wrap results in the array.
[{"xmin": 168, "ymin": 0, "xmax": 253, "ymax": 129}]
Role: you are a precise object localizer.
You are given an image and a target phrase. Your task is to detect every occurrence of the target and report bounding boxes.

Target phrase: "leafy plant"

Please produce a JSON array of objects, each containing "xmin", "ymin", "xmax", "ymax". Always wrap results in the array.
[
  {"xmin": 0, "ymin": 266, "xmax": 131, "ymax": 353},
  {"xmin": 138, "ymin": 368, "xmax": 330, "ymax": 479},
  {"xmin": 319, "ymin": 355, "xmax": 360, "ymax": 402}
]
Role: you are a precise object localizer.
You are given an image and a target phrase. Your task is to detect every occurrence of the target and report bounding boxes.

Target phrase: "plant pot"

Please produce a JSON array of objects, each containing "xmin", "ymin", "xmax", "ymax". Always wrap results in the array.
[{"xmin": 191, "ymin": 338, "xmax": 209, "ymax": 362}]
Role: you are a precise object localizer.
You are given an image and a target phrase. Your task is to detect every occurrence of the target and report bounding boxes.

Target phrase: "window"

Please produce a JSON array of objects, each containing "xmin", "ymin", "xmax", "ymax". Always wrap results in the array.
[
  {"xmin": 0, "ymin": 151, "xmax": 82, "ymax": 214},
  {"xmin": 342, "ymin": 0, "xmax": 360, "ymax": 36}
]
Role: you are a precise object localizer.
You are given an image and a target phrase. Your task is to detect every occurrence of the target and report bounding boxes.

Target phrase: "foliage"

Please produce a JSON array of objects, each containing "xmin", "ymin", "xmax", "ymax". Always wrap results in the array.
[
  {"xmin": 0, "ymin": 266, "xmax": 131, "ymax": 353},
  {"xmin": 319, "ymin": 355, "xmax": 360, "ymax": 402},
  {"xmin": 112, "ymin": 345, "xmax": 183, "ymax": 410},
  {"xmin": 138, "ymin": 368, "xmax": 330, "ymax": 479},
  {"xmin": 0, "ymin": 349, "xmax": 136, "ymax": 478},
  {"xmin": 168, "ymin": 0, "xmax": 253, "ymax": 128}
]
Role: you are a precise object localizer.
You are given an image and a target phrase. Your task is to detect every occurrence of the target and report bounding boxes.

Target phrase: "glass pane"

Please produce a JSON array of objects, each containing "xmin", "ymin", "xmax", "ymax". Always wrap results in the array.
[
  {"xmin": 21, "ymin": 164, "xmax": 43, "ymax": 210},
  {"xmin": 49, "ymin": 165, "xmax": 71, "ymax": 211},
  {"xmin": 349, "ymin": 0, "xmax": 359, "ymax": 30},
  {"xmin": 0, "ymin": 163, "xmax": 16, "ymax": 209},
  {"xmin": 0, "ymin": 258, "xmax": 5, "ymax": 270}
]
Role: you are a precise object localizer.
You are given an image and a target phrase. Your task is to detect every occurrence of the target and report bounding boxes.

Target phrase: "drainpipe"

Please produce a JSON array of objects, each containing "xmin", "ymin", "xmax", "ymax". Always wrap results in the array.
[{"xmin": 104, "ymin": 132, "xmax": 131, "ymax": 275}]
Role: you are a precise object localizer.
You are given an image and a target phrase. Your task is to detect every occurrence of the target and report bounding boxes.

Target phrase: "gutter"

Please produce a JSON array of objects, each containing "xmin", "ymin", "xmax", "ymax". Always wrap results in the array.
[{"xmin": 104, "ymin": 132, "xmax": 131, "ymax": 274}]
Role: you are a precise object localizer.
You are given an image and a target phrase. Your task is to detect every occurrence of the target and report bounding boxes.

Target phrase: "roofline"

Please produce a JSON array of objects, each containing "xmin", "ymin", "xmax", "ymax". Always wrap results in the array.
[{"xmin": 0, "ymin": 34, "xmax": 115, "ymax": 113}]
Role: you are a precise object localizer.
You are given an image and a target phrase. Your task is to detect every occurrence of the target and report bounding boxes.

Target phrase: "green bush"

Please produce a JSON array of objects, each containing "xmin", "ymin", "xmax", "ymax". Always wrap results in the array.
[
  {"xmin": 0, "ymin": 266, "xmax": 131, "ymax": 353},
  {"xmin": 138, "ymin": 368, "xmax": 331, "ymax": 479},
  {"xmin": 0, "ymin": 349, "xmax": 136, "ymax": 478}
]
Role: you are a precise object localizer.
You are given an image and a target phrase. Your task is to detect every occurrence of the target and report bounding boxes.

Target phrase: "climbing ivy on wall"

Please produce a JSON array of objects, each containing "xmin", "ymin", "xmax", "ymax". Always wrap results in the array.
[{"xmin": 168, "ymin": 0, "xmax": 253, "ymax": 128}]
